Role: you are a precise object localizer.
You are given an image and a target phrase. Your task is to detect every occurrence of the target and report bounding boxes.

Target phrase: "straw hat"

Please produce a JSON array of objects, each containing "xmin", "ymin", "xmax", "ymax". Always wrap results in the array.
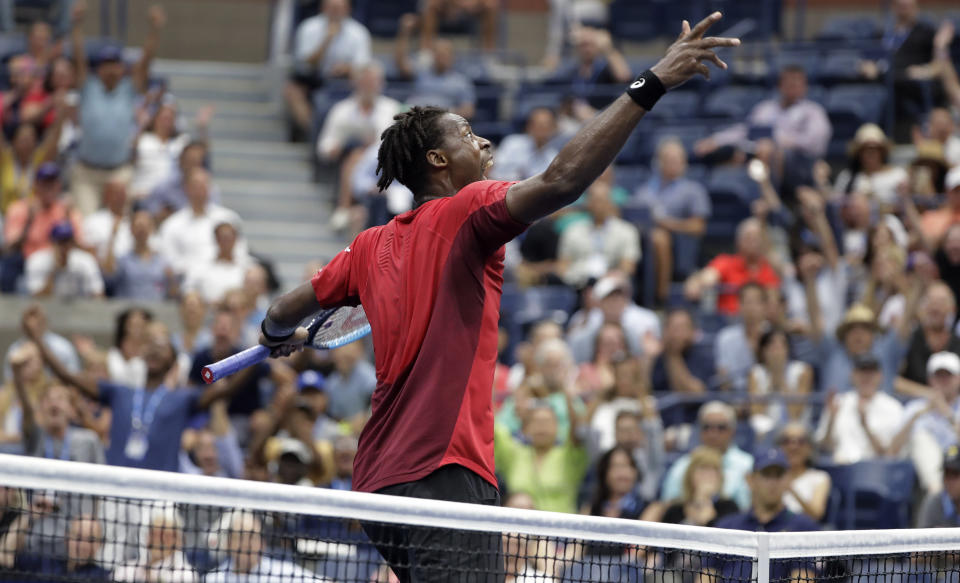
[
  {"xmin": 836, "ymin": 303, "xmax": 879, "ymax": 341},
  {"xmin": 848, "ymin": 123, "xmax": 891, "ymax": 159},
  {"xmin": 911, "ymin": 139, "xmax": 947, "ymax": 171}
]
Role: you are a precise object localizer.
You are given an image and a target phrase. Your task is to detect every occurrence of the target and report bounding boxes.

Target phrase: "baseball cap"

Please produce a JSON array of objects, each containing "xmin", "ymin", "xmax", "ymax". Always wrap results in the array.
[
  {"xmin": 49, "ymin": 221, "xmax": 74, "ymax": 242},
  {"xmin": 852, "ymin": 353, "xmax": 881, "ymax": 371},
  {"xmin": 276, "ymin": 438, "xmax": 311, "ymax": 464},
  {"xmin": 944, "ymin": 444, "xmax": 960, "ymax": 472},
  {"xmin": 927, "ymin": 352, "xmax": 960, "ymax": 377},
  {"xmin": 753, "ymin": 448, "xmax": 788, "ymax": 473},
  {"xmin": 35, "ymin": 162, "xmax": 60, "ymax": 182},
  {"xmin": 592, "ymin": 274, "xmax": 629, "ymax": 300},
  {"xmin": 297, "ymin": 370, "xmax": 326, "ymax": 393},
  {"xmin": 96, "ymin": 44, "xmax": 124, "ymax": 64},
  {"xmin": 947, "ymin": 166, "xmax": 960, "ymax": 193}
]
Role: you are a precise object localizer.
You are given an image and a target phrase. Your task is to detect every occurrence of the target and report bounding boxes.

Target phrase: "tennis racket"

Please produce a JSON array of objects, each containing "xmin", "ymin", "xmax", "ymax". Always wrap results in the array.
[{"xmin": 200, "ymin": 305, "xmax": 371, "ymax": 384}]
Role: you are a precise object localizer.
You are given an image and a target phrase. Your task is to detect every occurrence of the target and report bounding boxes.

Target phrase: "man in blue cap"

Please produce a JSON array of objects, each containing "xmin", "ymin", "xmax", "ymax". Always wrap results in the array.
[
  {"xmin": 24, "ymin": 220, "xmax": 103, "ymax": 298},
  {"xmin": 297, "ymin": 370, "xmax": 340, "ymax": 442},
  {"xmin": 703, "ymin": 448, "xmax": 820, "ymax": 583},
  {"xmin": 68, "ymin": 1, "xmax": 166, "ymax": 216}
]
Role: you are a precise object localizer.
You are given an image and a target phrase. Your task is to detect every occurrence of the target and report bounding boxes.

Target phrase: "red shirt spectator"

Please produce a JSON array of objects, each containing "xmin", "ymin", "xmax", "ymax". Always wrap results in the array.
[{"xmin": 3, "ymin": 163, "xmax": 84, "ymax": 259}]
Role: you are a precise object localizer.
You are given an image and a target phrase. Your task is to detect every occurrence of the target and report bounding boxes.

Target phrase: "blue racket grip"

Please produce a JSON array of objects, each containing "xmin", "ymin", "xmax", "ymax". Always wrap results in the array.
[{"xmin": 201, "ymin": 345, "xmax": 270, "ymax": 384}]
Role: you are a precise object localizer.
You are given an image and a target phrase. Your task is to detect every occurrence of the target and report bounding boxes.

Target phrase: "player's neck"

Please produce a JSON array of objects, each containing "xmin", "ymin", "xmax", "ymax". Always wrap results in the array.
[{"xmin": 414, "ymin": 178, "xmax": 459, "ymax": 207}]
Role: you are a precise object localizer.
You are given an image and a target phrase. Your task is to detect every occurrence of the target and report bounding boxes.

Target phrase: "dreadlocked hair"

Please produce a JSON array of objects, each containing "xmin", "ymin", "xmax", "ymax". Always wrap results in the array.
[{"xmin": 376, "ymin": 106, "xmax": 449, "ymax": 193}]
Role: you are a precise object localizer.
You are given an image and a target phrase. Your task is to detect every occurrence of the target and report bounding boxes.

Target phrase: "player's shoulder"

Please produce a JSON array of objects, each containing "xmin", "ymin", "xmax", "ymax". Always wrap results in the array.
[{"xmin": 453, "ymin": 179, "xmax": 516, "ymax": 208}]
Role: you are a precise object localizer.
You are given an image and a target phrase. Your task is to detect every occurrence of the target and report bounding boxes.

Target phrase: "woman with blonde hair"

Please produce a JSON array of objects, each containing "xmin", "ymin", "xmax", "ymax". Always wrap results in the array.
[{"xmin": 658, "ymin": 446, "xmax": 739, "ymax": 526}]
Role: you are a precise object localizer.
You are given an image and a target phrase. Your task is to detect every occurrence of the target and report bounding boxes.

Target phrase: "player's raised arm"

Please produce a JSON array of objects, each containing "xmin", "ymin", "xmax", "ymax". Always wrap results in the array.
[{"xmin": 505, "ymin": 12, "xmax": 739, "ymax": 224}]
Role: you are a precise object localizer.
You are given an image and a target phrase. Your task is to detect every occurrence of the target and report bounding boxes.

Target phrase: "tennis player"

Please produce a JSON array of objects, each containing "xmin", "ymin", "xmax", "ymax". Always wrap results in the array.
[{"xmin": 260, "ymin": 13, "xmax": 738, "ymax": 582}]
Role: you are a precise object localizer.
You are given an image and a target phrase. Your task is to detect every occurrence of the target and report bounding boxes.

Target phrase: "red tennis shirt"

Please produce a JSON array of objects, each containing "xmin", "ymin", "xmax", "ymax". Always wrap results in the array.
[{"xmin": 311, "ymin": 180, "xmax": 527, "ymax": 493}]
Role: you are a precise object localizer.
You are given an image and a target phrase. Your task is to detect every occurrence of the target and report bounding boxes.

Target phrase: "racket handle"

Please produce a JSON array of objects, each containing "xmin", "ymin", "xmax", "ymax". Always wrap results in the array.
[{"xmin": 201, "ymin": 345, "xmax": 270, "ymax": 384}]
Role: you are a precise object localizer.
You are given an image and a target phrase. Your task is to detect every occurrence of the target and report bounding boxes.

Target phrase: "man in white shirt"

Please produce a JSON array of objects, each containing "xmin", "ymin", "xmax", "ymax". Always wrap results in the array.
[
  {"xmin": 567, "ymin": 272, "xmax": 660, "ymax": 363},
  {"xmin": 25, "ymin": 221, "xmax": 104, "ymax": 298},
  {"xmin": 284, "ymin": 0, "xmax": 372, "ymax": 138},
  {"xmin": 815, "ymin": 354, "xmax": 906, "ymax": 464},
  {"xmin": 206, "ymin": 511, "xmax": 329, "ymax": 583},
  {"xmin": 158, "ymin": 167, "xmax": 246, "ymax": 277},
  {"xmin": 318, "ymin": 62, "xmax": 401, "ymax": 230},
  {"xmin": 558, "ymin": 180, "xmax": 640, "ymax": 287},
  {"xmin": 491, "ymin": 108, "xmax": 560, "ymax": 182},
  {"xmin": 897, "ymin": 352, "xmax": 960, "ymax": 494},
  {"xmin": 82, "ymin": 178, "xmax": 133, "ymax": 267},
  {"xmin": 183, "ymin": 222, "xmax": 250, "ymax": 304}
]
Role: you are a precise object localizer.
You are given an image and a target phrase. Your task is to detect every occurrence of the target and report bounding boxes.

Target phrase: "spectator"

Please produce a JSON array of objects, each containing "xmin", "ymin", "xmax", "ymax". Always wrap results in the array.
[
  {"xmin": 586, "ymin": 357, "xmax": 655, "ymax": 451},
  {"xmin": 684, "ymin": 218, "xmax": 781, "ymax": 316},
  {"xmin": 2, "ymin": 304, "xmax": 80, "ymax": 383},
  {"xmin": 695, "ymin": 66, "xmax": 831, "ymax": 166},
  {"xmin": 13, "ymin": 515, "xmax": 111, "ymax": 580},
  {"xmin": 916, "ymin": 444, "xmax": 960, "ymax": 527},
  {"xmin": 286, "ymin": 0, "xmax": 372, "ymax": 139},
  {"xmin": 3, "ymin": 162, "xmax": 84, "ymax": 260},
  {"xmin": 395, "ymin": 16, "xmax": 475, "ymax": 119},
  {"xmin": 552, "ymin": 27, "xmax": 632, "ymax": 109},
  {"xmin": 513, "ymin": 210, "xmax": 564, "ymax": 287},
  {"xmin": 908, "ymin": 139, "xmax": 949, "ymax": 198},
  {"xmin": 651, "ymin": 309, "xmax": 715, "ymax": 402},
  {"xmin": 921, "ymin": 108, "xmax": 960, "ymax": 167},
  {"xmin": 188, "ymin": 307, "xmax": 273, "ymax": 420},
  {"xmin": 898, "ymin": 282, "xmax": 960, "ymax": 392},
  {"xmin": 325, "ymin": 341, "xmax": 377, "ymax": 422},
  {"xmin": 172, "ymin": 292, "xmax": 210, "ymax": 371},
  {"xmin": 558, "ymin": 181, "xmax": 640, "ymax": 287},
  {"xmin": 575, "ymin": 322, "xmax": 627, "ymax": 396},
  {"xmin": 661, "ymin": 402, "xmax": 753, "ymax": 509},
  {"xmin": 542, "ymin": 0, "xmax": 610, "ymax": 70},
  {"xmin": 317, "ymin": 63, "xmax": 401, "ymax": 231},
  {"xmin": 180, "ymin": 400, "xmax": 244, "ymax": 479},
  {"xmin": 158, "ymin": 168, "xmax": 245, "ymax": 277},
  {"xmin": 818, "ymin": 293, "xmax": 918, "ymax": 395},
  {"xmin": 777, "ymin": 423, "xmax": 831, "ymax": 522},
  {"xmin": 816, "ymin": 353, "xmax": 907, "ymax": 464},
  {"xmin": 715, "ymin": 449, "xmax": 820, "ymax": 540},
  {"xmin": 861, "ymin": 0, "xmax": 938, "ymax": 141},
  {"xmin": 295, "ymin": 370, "xmax": 339, "ymax": 443},
  {"xmin": 633, "ymin": 138, "xmax": 711, "ymax": 303},
  {"xmin": 25, "ymin": 221, "xmax": 104, "ymax": 298},
  {"xmin": 612, "ymin": 408, "xmax": 664, "ymax": 502},
  {"xmin": 113, "ymin": 506, "xmax": 198, "ymax": 583},
  {"xmin": 491, "ymin": 108, "xmax": 560, "ymax": 182},
  {"xmin": 105, "ymin": 307, "xmax": 152, "ymax": 388},
  {"xmin": 106, "ymin": 208, "xmax": 174, "ymax": 301},
  {"xmin": 936, "ymin": 224, "xmax": 960, "ymax": 305},
  {"xmin": 860, "ymin": 241, "xmax": 908, "ymax": 329},
  {"xmin": 584, "ymin": 446, "xmax": 650, "ymax": 526},
  {"xmin": 715, "ymin": 283, "xmax": 770, "ymax": 393},
  {"xmin": 0, "ymin": 342, "xmax": 52, "ymax": 445},
  {"xmin": 146, "ymin": 141, "xmax": 220, "ymax": 221},
  {"xmin": 0, "ymin": 55, "xmax": 47, "ymax": 137},
  {"xmin": 420, "ymin": 0, "xmax": 498, "ymax": 53},
  {"xmin": 928, "ymin": 20, "xmax": 959, "ymax": 112},
  {"xmin": 22, "ymin": 21, "xmax": 56, "ymax": 70},
  {"xmin": 832, "ymin": 124, "xmax": 908, "ymax": 208},
  {"xmin": 23, "ymin": 306, "xmax": 247, "ymax": 472},
  {"xmin": 495, "ymin": 394, "xmax": 588, "ymax": 513},
  {"xmin": 898, "ymin": 352, "xmax": 960, "ymax": 494},
  {"xmin": 69, "ymin": 4, "xmax": 166, "ymax": 216},
  {"xmin": 0, "ymin": 99, "xmax": 65, "ymax": 213},
  {"xmin": 220, "ymin": 288, "xmax": 262, "ymax": 349},
  {"xmin": 206, "ymin": 511, "xmax": 328, "ymax": 582},
  {"xmin": 183, "ymin": 222, "xmax": 251, "ymax": 305},
  {"xmin": 329, "ymin": 435, "xmax": 357, "ymax": 491},
  {"xmin": 747, "ymin": 329, "xmax": 814, "ymax": 440},
  {"xmin": 921, "ymin": 166, "xmax": 960, "ymax": 247},
  {"xmin": 567, "ymin": 273, "xmax": 660, "ymax": 364},
  {"xmin": 657, "ymin": 446, "xmax": 740, "ymax": 526},
  {"xmin": 12, "ymin": 371, "xmax": 104, "ymax": 463},
  {"xmin": 130, "ymin": 98, "xmax": 212, "ymax": 199},
  {"xmin": 82, "ymin": 179, "xmax": 133, "ymax": 267}
]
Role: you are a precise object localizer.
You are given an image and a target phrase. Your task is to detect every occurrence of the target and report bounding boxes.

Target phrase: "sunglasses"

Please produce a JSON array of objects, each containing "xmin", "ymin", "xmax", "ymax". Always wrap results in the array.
[
  {"xmin": 778, "ymin": 436, "xmax": 808, "ymax": 446},
  {"xmin": 701, "ymin": 423, "xmax": 731, "ymax": 432}
]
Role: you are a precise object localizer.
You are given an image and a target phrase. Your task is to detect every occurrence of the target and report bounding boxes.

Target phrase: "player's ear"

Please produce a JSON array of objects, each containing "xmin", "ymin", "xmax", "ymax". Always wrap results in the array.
[{"xmin": 426, "ymin": 149, "xmax": 448, "ymax": 169}]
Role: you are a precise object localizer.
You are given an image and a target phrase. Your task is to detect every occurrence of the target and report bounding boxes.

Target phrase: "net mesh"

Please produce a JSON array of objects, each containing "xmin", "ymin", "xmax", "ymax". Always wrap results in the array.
[{"xmin": 2, "ymin": 455, "xmax": 960, "ymax": 583}]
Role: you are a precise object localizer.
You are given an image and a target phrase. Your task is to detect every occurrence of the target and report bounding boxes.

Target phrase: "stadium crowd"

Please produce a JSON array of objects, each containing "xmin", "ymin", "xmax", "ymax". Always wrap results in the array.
[{"xmin": 2, "ymin": 0, "xmax": 960, "ymax": 580}]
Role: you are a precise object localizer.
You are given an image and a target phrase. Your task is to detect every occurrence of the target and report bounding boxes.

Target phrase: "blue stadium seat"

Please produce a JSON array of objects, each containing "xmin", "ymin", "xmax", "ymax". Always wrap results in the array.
[
  {"xmin": 825, "ymin": 84, "xmax": 887, "ymax": 140},
  {"xmin": 706, "ymin": 167, "xmax": 761, "ymax": 203},
  {"xmin": 609, "ymin": 0, "xmax": 665, "ymax": 42},
  {"xmin": 353, "ymin": 0, "xmax": 419, "ymax": 37},
  {"xmin": 472, "ymin": 120, "xmax": 512, "ymax": 146},
  {"xmin": 383, "ymin": 83, "xmax": 415, "ymax": 105},
  {"xmin": 621, "ymin": 204, "xmax": 652, "ymax": 228},
  {"xmin": 702, "ymin": 86, "xmax": 770, "ymax": 120},
  {"xmin": 820, "ymin": 52, "xmax": 868, "ymax": 86},
  {"xmin": 513, "ymin": 286, "xmax": 578, "ymax": 327},
  {"xmin": 645, "ymin": 90, "xmax": 701, "ymax": 121},
  {"xmin": 512, "ymin": 91, "xmax": 564, "ymax": 131},
  {"xmin": 846, "ymin": 459, "xmax": 915, "ymax": 530},
  {"xmin": 613, "ymin": 165, "xmax": 651, "ymax": 194},
  {"xmin": 815, "ymin": 17, "xmax": 880, "ymax": 42},
  {"xmin": 770, "ymin": 50, "xmax": 821, "ymax": 85},
  {"xmin": 620, "ymin": 125, "xmax": 708, "ymax": 167}
]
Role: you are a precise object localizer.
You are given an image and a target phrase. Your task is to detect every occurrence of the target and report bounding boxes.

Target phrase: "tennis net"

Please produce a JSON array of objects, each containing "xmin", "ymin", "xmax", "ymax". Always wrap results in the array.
[{"xmin": 0, "ymin": 454, "xmax": 959, "ymax": 583}]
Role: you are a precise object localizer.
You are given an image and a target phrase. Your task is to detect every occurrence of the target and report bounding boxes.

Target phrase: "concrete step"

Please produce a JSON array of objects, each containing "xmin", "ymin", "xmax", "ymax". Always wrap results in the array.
[
  {"xmin": 244, "ymin": 220, "xmax": 341, "ymax": 241},
  {"xmin": 213, "ymin": 139, "xmax": 311, "ymax": 160},
  {"xmin": 209, "ymin": 125, "xmax": 288, "ymax": 142},
  {"xmin": 212, "ymin": 158, "xmax": 313, "ymax": 183},
  {"xmin": 207, "ymin": 116, "xmax": 288, "ymax": 137},
  {"xmin": 218, "ymin": 179, "xmax": 324, "ymax": 200},
  {"xmin": 226, "ymin": 198, "xmax": 329, "ymax": 221},
  {"xmin": 153, "ymin": 60, "xmax": 267, "ymax": 80},
  {"xmin": 178, "ymin": 98, "xmax": 281, "ymax": 120}
]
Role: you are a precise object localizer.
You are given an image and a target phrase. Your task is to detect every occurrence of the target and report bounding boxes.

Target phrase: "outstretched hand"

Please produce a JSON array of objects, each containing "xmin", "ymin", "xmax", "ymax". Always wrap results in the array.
[{"xmin": 650, "ymin": 12, "xmax": 740, "ymax": 90}]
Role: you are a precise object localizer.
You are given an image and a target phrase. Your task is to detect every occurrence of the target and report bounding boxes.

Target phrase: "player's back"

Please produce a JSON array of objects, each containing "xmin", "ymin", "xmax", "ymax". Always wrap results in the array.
[{"xmin": 312, "ymin": 179, "xmax": 526, "ymax": 493}]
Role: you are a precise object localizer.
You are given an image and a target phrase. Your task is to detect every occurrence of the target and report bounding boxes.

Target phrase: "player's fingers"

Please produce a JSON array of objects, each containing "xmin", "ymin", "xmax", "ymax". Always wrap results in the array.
[
  {"xmin": 677, "ymin": 19, "xmax": 690, "ymax": 42},
  {"xmin": 693, "ymin": 36, "xmax": 741, "ymax": 49},
  {"xmin": 695, "ymin": 62, "xmax": 711, "ymax": 80},
  {"xmin": 686, "ymin": 11, "xmax": 722, "ymax": 40},
  {"xmin": 695, "ymin": 49, "xmax": 727, "ymax": 70}
]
